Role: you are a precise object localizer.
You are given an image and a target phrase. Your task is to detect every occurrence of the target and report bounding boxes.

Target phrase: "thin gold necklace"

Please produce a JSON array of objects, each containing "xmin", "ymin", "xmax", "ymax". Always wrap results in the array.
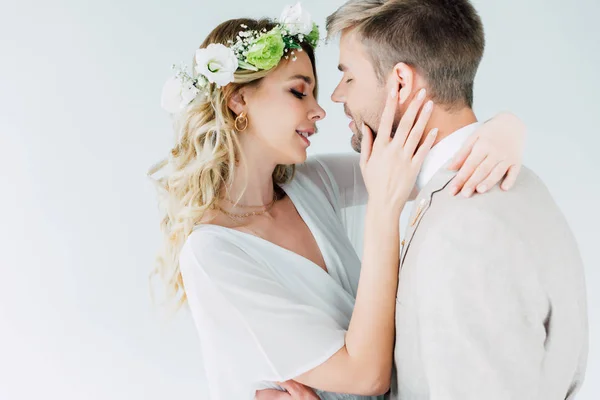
[
  {"xmin": 220, "ymin": 211, "xmax": 263, "ymax": 239},
  {"xmin": 216, "ymin": 191, "xmax": 278, "ymax": 221}
]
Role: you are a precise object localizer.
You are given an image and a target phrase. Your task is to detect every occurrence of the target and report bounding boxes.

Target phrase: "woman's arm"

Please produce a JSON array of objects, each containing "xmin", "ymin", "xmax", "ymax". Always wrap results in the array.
[
  {"xmin": 290, "ymin": 86, "xmax": 436, "ymax": 396},
  {"xmin": 256, "ymin": 111, "xmax": 527, "ymax": 398},
  {"xmin": 310, "ymin": 112, "xmax": 526, "ymax": 206},
  {"xmin": 447, "ymin": 112, "xmax": 526, "ymax": 197}
]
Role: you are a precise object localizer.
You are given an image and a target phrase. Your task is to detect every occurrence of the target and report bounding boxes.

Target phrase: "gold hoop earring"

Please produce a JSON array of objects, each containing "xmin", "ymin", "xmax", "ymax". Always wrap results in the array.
[{"xmin": 235, "ymin": 112, "xmax": 248, "ymax": 132}]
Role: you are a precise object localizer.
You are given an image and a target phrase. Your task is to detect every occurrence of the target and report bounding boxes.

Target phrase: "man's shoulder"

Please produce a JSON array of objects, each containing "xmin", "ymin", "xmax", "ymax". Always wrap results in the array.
[
  {"xmin": 405, "ymin": 165, "xmax": 570, "ymax": 248},
  {"xmin": 428, "ymin": 165, "xmax": 552, "ymax": 217}
]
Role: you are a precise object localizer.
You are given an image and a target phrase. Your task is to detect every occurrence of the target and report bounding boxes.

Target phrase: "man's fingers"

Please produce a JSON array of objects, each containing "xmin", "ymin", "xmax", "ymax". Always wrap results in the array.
[
  {"xmin": 448, "ymin": 150, "xmax": 487, "ymax": 196},
  {"xmin": 448, "ymin": 133, "xmax": 479, "ymax": 171},
  {"xmin": 277, "ymin": 381, "xmax": 296, "ymax": 394},
  {"xmin": 501, "ymin": 164, "xmax": 521, "ymax": 190},
  {"xmin": 256, "ymin": 389, "xmax": 291, "ymax": 399},
  {"xmin": 278, "ymin": 380, "xmax": 317, "ymax": 399}
]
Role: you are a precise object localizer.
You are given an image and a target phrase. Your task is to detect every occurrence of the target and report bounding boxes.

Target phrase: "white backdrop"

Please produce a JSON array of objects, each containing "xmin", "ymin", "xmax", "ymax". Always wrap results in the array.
[{"xmin": 1, "ymin": 0, "xmax": 598, "ymax": 399}]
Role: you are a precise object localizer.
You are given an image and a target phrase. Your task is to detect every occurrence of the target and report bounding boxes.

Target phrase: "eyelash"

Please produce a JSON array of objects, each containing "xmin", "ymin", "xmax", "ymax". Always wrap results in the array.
[
  {"xmin": 290, "ymin": 89, "xmax": 306, "ymax": 99},
  {"xmin": 346, "ymin": 78, "xmax": 353, "ymax": 83}
]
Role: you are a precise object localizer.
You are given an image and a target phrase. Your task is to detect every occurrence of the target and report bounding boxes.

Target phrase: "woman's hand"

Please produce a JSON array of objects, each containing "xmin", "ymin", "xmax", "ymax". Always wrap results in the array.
[
  {"xmin": 447, "ymin": 112, "xmax": 526, "ymax": 197},
  {"xmin": 360, "ymin": 84, "xmax": 437, "ymax": 214}
]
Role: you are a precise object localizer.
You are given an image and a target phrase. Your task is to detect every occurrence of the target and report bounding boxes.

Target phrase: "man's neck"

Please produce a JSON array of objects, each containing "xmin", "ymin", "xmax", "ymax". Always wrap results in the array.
[{"xmin": 424, "ymin": 106, "xmax": 477, "ymax": 147}]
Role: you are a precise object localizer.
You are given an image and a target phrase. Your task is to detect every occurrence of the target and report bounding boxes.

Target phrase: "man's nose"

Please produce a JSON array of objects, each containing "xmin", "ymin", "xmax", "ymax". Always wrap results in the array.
[{"xmin": 331, "ymin": 85, "xmax": 344, "ymax": 103}]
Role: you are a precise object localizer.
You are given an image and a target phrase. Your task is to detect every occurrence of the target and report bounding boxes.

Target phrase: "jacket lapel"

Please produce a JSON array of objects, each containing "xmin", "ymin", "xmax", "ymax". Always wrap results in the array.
[{"xmin": 400, "ymin": 163, "xmax": 457, "ymax": 266}]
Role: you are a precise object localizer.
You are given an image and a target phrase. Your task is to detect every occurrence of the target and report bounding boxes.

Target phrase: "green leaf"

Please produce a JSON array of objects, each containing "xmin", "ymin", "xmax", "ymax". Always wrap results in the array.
[
  {"xmin": 306, "ymin": 23, "xmax": 320, "ymax": 47},
  {"xmin": 237, "ymin": 60, "xmax": 259, "ymax": 71}
]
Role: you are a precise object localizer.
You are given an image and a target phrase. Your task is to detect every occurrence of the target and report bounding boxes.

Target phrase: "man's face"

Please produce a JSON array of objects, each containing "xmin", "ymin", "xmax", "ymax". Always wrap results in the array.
[{"xmin": 331, "ymin": 30, "xmax": 389, "ymax": 152}]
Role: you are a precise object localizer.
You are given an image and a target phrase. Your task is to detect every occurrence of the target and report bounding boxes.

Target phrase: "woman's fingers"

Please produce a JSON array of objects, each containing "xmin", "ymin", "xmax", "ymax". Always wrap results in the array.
[
  {"xmin": 460, "ymin": 156, "xmax": 499, "ymax": 197},
  {"xmin": 501, "ymin": 164, "xmax": 521, "ymax": 190},
  {"xmin": 447, "ymin": 133, "xmax": 479, "ymax": 172},
  {"xmin": 402, "ymin": 100, "xmax": 434, "ymax": 155},
  {"xmin": 413, "ymin": 128, "xmax": 438, "ymax": 163},
  {"xmin": 359, "ymin": 123, "xmax": 374, "ymax": 170},
  {"xmin": 448, "ymin": 149, "xmax": 487, "ymax": 196},
  {"xmin": 373, "ymin": 82, "xmax": 401, "ymax": 148},
  {"xmin": 448, "ymin": 112, "xmax": 526, "ymax": 192},
  {"xmin": 393, "ymin": 88, "xmax": 428, "ymax": 146},
  {"xmin": 475, "ymin": 161, "xmax": 509, "ymax": 193}
]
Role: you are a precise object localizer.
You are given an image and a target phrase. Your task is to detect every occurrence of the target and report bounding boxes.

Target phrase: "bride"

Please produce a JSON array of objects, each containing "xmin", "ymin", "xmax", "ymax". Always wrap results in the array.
[{"xmin": 149, "ymin": 5, "xmax": 525, "ymax": 399}]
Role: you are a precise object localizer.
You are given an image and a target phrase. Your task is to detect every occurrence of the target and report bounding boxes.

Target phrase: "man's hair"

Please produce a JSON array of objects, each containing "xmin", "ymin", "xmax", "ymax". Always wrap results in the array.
[{"xmin": 327, "ymin": 0, "xmax": 485, "ymax": 108}]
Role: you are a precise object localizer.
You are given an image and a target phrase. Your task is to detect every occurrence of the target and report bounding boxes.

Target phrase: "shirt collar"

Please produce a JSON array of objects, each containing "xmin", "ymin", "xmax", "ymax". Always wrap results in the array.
[{"xmin": 416, "ymin": 122, "xmax": 482, "ymax": 190}]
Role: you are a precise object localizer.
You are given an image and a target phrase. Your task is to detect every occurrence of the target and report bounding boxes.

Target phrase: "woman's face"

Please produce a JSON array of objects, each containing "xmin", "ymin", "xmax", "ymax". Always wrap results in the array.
[{"xmin": 239, "ymin": 51, "xmax": 326, "ymax": 165}]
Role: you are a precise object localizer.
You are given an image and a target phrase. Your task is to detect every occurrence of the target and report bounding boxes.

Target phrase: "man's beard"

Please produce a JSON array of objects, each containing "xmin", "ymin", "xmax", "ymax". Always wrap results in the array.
[
  {"xmin": 349, "ymin": 119, "xmax": 361, "ymax": 152},
  {"xmin": 346, "ymin": 105, "xmax": 368, "ymax": 153},
  {"xmin": 347, "ymin": 93, "xmax": 401, "ymax": 152},
  {"xmin": 346, "ymin": 105, "xmax": 396, "ymax": 153},
  {"xmin": 350, "ymin": 117, "xmax": 401, "ymax": 153}
]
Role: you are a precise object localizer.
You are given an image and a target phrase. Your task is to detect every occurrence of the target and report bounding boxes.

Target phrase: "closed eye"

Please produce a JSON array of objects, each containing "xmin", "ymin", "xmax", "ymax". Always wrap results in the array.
[
  {"xmin": 290, "ymin": 89, "xmax": 307, "ymax": 99},
  {"xmin": 346, "ymin": 78, "xmax": 353, "ymax": 83}
]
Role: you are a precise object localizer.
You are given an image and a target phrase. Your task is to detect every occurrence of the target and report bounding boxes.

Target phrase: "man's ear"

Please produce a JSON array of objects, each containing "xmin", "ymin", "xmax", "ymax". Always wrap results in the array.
[
  {"xmin": 392, "ymin": 62, "xmax": 416, "ymax": 105},
  {"xmin": 227, "ymin": 88, "xmax": 247, "ymax": 115}
]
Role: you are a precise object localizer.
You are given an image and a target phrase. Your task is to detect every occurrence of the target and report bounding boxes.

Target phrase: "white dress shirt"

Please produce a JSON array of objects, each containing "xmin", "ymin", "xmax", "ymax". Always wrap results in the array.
[{"xmin": 416, "ymin": 122, "xmax": 482, "ymax": 190}]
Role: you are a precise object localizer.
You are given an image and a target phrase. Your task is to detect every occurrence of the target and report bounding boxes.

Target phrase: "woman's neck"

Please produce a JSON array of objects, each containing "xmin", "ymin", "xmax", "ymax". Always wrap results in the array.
[{"xmin": 223, "ymin": 137, "xmax": 279, "ymax": 207}]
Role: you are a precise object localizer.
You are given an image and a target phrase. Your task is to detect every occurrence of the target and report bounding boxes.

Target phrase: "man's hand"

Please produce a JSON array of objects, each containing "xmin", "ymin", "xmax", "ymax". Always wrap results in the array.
[
  {"xmin": 255, "ymin": 389, "xmax": 291, "ymax": 399},
  {"xmin": 278, "ymin": 380, "xmax": 320, "ymax": 399},
  {"xmin": 255, "ymin": 381, "xmax": 320, "ymax": 400}
]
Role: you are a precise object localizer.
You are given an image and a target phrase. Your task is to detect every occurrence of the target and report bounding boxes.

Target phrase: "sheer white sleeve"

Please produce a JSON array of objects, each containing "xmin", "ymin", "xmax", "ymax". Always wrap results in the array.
[
  {"xmin": 298, "ymin": 153, "xmax": 368, "ymax": 257},
  {"xmin": 179, "ymin": 232, "xmax": 347, "ymax": 399},
  {"xmin": 299, "ymin": 153, "xmax": 367, "ymax": 209}
]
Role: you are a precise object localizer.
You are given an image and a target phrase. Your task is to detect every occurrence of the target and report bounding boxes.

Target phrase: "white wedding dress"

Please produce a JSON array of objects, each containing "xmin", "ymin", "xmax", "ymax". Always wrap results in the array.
[{"xmin": 179, "ymin": 153, "xmax": 384, "ymax": 399}]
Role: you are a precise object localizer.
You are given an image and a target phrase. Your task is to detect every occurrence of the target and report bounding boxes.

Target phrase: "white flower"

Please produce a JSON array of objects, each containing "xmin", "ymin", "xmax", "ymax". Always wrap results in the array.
[
  {"xmin": 195, "ymin": 43, "xmax": 238, "ymax": 87},
  {"xmin": 180, "ymin": 79, "xmax": 201, "ymax": 105},
  {"xmin": 280, "ymin": 2, "xmax": 313, "ymax": 35},
  {"xmin": 160, "ymin": 75, "xmax": 200, "ymax": 114}
]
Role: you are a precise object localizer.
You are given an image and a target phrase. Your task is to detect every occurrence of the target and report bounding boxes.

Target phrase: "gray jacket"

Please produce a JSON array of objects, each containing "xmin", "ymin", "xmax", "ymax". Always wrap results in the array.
[{"xmin": 390, "ymin": 165, "xmax": 588, "ymax": 400}]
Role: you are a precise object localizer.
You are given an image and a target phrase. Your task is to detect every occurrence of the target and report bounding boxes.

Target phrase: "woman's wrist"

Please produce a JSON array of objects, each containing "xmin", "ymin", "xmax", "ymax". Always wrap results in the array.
[
  {"xmin": 366, "ymin": 201, "xmax": 402, "ymax": 229},
  {"xmin": 489, "ymin": 111, "xmax": 526, "ymax": 132}
]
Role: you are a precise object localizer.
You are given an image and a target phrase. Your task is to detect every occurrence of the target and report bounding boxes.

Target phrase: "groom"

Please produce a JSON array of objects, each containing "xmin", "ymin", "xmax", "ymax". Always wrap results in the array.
[{"xmin": 327, "ymin": 0, "xmax": 588, "ymax": 399}]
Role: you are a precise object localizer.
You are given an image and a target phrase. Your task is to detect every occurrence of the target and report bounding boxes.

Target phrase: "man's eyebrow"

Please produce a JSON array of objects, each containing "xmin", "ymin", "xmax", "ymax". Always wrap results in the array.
[
  {"xmin": 337, "ymin": 63, "xmax": 347, "ymax": 72},
  {"xmin": 288, "ymin": 74, "xmax": 313, "ymax": 85}
]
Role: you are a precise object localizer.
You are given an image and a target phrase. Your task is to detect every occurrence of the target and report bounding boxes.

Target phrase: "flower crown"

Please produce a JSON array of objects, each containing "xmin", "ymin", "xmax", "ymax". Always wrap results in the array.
[{"xmin": 161, "ymin": 2, "xmax": 320, "ymax": 114}]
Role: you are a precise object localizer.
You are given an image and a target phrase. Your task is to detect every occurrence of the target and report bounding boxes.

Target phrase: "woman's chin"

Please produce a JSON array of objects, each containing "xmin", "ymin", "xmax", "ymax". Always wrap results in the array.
[
  {"xmin": 285, "ymin": 148, "xmax": 308, "ymax": 165},
  {"xmin": 274, "ymin": 152, "xmax": 307, "ymax": 167},
  {"xmin": 292, "ymin": 150, "xmax": 308, "ymax": 164}
]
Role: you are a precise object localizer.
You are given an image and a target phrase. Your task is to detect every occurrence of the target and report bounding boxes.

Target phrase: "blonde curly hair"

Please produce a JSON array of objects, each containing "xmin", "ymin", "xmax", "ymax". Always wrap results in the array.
[{"xmin": 148, "ymin": 18, "xmax": 318, "ymax": 314}]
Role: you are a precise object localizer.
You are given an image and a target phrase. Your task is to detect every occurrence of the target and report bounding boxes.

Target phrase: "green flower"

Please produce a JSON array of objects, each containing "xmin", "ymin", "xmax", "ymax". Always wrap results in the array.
[
  {"xmin": 246, "ymin": 28, "xmax": 285, "ymax": 70},
  {"xmin": 306, "ymin": 23, "xmax": 320, "ymax": 47}
]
